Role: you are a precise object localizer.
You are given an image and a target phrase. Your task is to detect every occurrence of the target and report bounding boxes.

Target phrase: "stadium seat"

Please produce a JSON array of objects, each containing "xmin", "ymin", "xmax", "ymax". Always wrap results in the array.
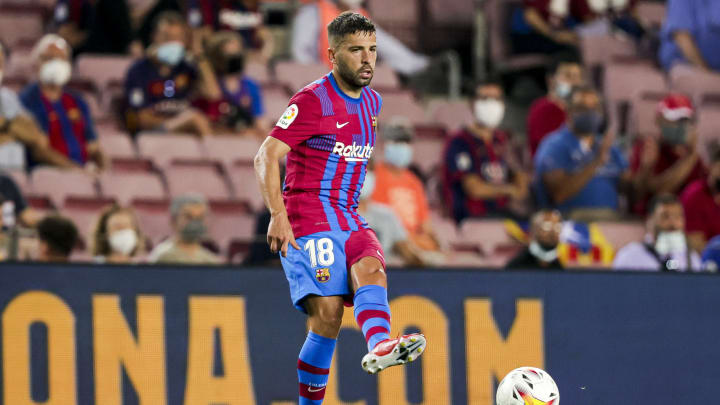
[
  {"xmin": 98, "ymin": 132, "xmax": 137, "ymax": 160},
  {"xmin": 460, "ymin": 219, "xmax": 521, "ymax": 255},
  {"xmin": 427, "ymin": 99, "xmax": 473, "ymax": 132},
  {"xmin": 62, "ymin": 196, "xmax": 116, "ymax": 245},
  {"xmin": 263, "ymin": 87, "xmax": 292, "ymax": 124},
  {"xmin": 207, "ymin": 200, "xmax": 255, "ymax": 253},
  {"xmin": 636, "ymin": 1, "xmax": 666, "ymax": 28},
  {"xmin": 131, "ymin": 198, "xmax": 172, "ymax": 245},
  {"xmin": 414, "ymin": 124, "xmax": 447, "ymax": 139},
  {"xmin": 379, "ymin": 92, "xmax": 426, "ymax": 125},
  {"xmin": 137, "ymin": 133, "xmax": 205, "ymax": 167},
  {"xmin": 0, "ymin": 11, "xmax": 43, "ymax": 47},
  {"xmin": 5, "ymin": 50, "xmax": 34, "ymax": 80},
  {"xmin": 604, "ymin": 60, "xmax": 667, "ymax": 131},
  {"xmin": 31, "ymin": 167, "xmax": 99, "ymax": 207},
  {"xmin": 595, "ymin": 221, "xmax": 646, "ymax": 252},
  {"xmin": 75, "ymin": 55, "xmax": 134, "ymax": 93},
  {"xmin": 227, "ymin": 162, "xmax": 265, "ymax": 212},
  {"xmin": 203, "ymin": 135, "xmax": 261, "ymax": 166},
  {"xmin": 367, "ymin": 0, "xmax": 420, "ymax": 49},
  {"xmin": 628, "ymin": 91, "xmax": 665, "ymax": 137},
  {"xmin": 274, "ymin": 61, "xmax": 328, "ymax": 93},
  {"xmin": 430, "ymin": 211, "xmax": 461, "ymax": 248},
  {"xmin": 164, "ymin": 161, "xmax": 232, "ymax": 200},
  {"xmin": 697, "ymin": 105, "xmax": 720, "ymax": 163},
  {"xmin": 371, "ymin": 64, "xmax": 400, "ymax": 91},
  {"xmin": 245, "ymin": 60, "xmax": 271, "ymax": 85},
  {"xmin": 99, "ymin": 171, "xmax": 166, "ymax": 206},
  {"xmin": 5, "ymin": 170, "xmax": 29, "ymax": 194},
  {"xmin": 670, "ymin": 65, "xmax": 720, "ymax": 104},
  {"xmin": 412, "ymin": 137, "xmax": 446, "ymax": 177},
  {"xmin": 580, "ymin": 34, "xmax": 636, "ymax": 69}
]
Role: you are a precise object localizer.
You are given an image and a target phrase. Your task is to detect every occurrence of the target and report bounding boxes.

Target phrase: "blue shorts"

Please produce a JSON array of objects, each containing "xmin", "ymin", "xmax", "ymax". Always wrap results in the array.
[{"xmin": 280, "ymin": 228, "xmax": 385, "ymax": 313}]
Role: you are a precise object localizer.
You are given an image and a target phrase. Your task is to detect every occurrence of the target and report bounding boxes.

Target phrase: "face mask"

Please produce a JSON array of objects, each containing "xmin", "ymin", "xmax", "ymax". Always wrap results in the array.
[
  {"xmin": 108, "ymin": 229, "xmax": 138, "ymax": 256},
  {"xmin": 660, "ymin": 124, "xmax": 687, "ymax": 145},
  {"xmin": 529, "ymin": 241, "xmax": 559, "ymax": 263},
  {"xmin": 571, "ymin": 110, "xmax": 604, "ymax": 135},
  {"xmin": 180, "ymin": 218, "xmax": 206, "ymax": 242},
  {"xmin": 360, "ymin": 172, "xmax": 375, "ymax": 201},
  {"xmin": 225, "ymin": 54, "xmax": 244, "ymax": 74},
  {"xmin": 39, "ymin": 59, "xmax": 71, "ymax": 86},
  {"xmin": 474, "ymin": 99, "xmax": 505, "ymax": 128},
  {"xmin": 156, "ymin": 42, "xmax": 185, "ymax": 66},
  {"xmin": 654, "ymin": 231, "xmax": 686, "ymax": 256},
  {"xmin": 555, "ymin": 81, "xmax": 572, "ymax": 99},
  {"xmin": 384, "ymin": 142, "xmax": 413, "ymax": 169}
]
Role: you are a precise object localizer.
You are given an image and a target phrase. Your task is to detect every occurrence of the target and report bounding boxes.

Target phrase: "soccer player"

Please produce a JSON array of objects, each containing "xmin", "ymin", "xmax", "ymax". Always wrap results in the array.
[{"xmin": 254, "ymin": 11, "xmax": 426, "ymax": 404}]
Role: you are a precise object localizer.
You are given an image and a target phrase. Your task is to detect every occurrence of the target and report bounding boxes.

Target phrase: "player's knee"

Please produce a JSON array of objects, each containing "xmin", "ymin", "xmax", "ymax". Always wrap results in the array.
[{"xmin": 311, "ymin": 303, "xmax": 344, "ymax": 331}]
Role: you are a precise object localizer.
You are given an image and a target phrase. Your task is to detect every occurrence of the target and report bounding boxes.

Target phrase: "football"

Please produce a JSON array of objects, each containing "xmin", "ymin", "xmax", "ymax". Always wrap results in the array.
[{"xmin": 496, "ymin": 367, "xmax": 559, "ymax": 405}]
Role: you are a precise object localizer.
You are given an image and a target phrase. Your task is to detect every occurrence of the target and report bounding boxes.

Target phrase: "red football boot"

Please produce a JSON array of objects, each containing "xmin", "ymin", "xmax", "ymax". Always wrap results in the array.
[{"xmin": 361, "ymin": 333, "xmax": 426, "ymax": 374}]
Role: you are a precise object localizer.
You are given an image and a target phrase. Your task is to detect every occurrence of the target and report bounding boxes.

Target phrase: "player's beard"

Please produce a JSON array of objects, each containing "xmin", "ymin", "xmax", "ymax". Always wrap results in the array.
[{"xmin": 336, "ymin": 57, "xmax": 373, "ymax": 90}]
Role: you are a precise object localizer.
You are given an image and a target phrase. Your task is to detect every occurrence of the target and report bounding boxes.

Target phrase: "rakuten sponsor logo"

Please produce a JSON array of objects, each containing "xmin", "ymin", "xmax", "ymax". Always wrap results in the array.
[{"xmin": 331, "ymin": 141, "xmax": 373, "ymax": 162}]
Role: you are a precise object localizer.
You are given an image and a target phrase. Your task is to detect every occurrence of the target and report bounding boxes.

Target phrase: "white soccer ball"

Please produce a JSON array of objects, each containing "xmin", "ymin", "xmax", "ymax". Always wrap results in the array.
[{"xmin": 496, "ymin": 367, "xmax": 559, "ymax": 405}]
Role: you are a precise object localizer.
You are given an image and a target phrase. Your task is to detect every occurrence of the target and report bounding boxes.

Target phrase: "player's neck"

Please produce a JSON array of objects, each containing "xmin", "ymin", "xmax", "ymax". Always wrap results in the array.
[{"xmin": 332, "ymin": 70, "xmax": 362, "ymax": 98}]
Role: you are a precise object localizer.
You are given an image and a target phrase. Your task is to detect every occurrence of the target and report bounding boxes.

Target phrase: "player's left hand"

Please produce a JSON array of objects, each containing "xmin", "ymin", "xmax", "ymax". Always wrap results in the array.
[{"xmin": 267, "ymin": 211, "xmax": 300, "ymax": 257}]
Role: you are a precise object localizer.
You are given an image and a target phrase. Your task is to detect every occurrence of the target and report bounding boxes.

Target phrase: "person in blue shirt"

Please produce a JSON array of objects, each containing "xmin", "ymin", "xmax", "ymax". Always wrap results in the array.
[
  {"xmin": 124, "ymin": 11, "xmax": 221, "ymax": 136},
  {"xmin": 192, "ymin": 30, "xmax": 268, "ymax": 137},
  {"xmin": 701, "ymin": 235, "xmax": 720, "ymax": 272},
  {"xmin": 20, "ymin": 34, "xmax": 106, "ymax": 172},
  {"xmin": 534, "ymin": 86, "xmax": 634, "ymax": 222},
  {"xmin": 659, "ymin": 0, "xmax": 720, "ymax": 73}
]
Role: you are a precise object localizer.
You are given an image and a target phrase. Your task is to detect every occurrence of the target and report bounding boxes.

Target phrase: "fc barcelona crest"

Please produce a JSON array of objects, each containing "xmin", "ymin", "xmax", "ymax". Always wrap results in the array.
[
  {"xmin": 315, "ymin": 268, "xmax": 330, "ymax": 283},
  {"xmin": 371, "ymin": 116, "xmax": 377, "ymax": 127}
]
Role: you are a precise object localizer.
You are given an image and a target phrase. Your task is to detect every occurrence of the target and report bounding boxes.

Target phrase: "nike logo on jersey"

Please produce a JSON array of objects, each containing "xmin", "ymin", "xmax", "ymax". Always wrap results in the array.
[
  {"xmin": 336, "ymin": 121, "xmax": 349, "ymax": 128},
  {"xmin": 307, "ymin": 386, "xmax": 325, "ymax": 393},
  {"xmin": 332, "ymin": 141, "xmax": 374, "ymax": 162}
]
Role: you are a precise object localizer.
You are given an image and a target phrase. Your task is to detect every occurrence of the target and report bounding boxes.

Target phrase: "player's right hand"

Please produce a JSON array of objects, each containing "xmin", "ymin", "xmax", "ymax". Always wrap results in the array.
[{"xmin": 267, "ymin": 211, "xmax": 300, "ymax": 257}]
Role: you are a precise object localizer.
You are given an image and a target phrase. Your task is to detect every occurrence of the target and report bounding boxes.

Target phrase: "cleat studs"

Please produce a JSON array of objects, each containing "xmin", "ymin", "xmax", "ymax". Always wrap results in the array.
[
  {"xmin": 416, "ymin": 347, "xmax": 423, "ymax": 353},
  {"xmin": 408, "ymin": 356, "xmax": 415, "ymax": 362},
  {"xmin": 410, "ymin": 338, "xmax": 417, "ymax": 343},
  {"xmin": 400, "ymin": 342, "xmax": 406, "ymax": 348},
  {"xmin": 371, "ymin": 359, "xmax": 376, "ymax": 363}
]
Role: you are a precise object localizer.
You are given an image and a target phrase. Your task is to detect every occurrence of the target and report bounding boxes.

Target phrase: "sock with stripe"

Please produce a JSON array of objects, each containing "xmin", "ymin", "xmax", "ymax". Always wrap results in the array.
[
  {"xmin": 353, "ymin": 284, "xmax": 392, "ymax": 352},
  {"xmin": 297, "ymin": 331, "xmax": 336, "ymax": 405}
]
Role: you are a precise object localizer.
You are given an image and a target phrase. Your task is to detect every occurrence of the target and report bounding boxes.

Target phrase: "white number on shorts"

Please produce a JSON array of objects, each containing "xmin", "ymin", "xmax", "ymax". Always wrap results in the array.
[{"xmin": 304, "ymin": 238, "xmax": 335, "ymax": 267}]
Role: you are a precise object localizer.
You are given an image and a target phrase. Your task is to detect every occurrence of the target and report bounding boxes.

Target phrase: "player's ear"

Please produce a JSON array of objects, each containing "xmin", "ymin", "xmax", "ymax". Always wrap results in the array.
[{"xmin": 327, "ymin": 47, "xmax": 335, "ymax": 65}]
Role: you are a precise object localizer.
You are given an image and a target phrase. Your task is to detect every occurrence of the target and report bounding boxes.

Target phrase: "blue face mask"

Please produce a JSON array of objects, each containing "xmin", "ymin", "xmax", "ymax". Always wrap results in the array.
[
  {"xmin": 156, "ymin": 42, "xmax": 185, "ymax": 66},
  {"xmin": 384, "ymin": 142, "xmax": 413, "ymax": 168}
]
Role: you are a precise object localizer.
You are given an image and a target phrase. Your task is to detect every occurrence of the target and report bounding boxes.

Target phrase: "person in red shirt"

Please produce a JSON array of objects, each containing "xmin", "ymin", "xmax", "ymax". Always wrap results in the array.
[
  {"xmin": 631, "ymin": 94, "xmax": 705, "ymax": 215},
  {"xmin": 681, "ymin": 150, "xmax": 720, "ymax": 253},
  {"xmin": 527, "ymin": 55, "xmax": 585, "ymax": 157}
]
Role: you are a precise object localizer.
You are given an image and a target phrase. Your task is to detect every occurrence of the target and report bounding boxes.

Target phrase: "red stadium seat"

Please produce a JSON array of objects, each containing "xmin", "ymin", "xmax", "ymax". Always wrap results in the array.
[
  {"xmin": 5, "ymin": 170, "xmax": 29, "ymax": 195},
  {"xmin": 207, "ymin": 200, "xmax": 255, "ymax": 253},
  {"xmin": 131, "ymin": 198, "xmax": 172, "ymax": 245},
  {"xmin": 371, "ymin": 64, "xmax": 400, "ymax": 91},
  {"xmin": 670, "ymin": 65, "xmax": 720, "ymax": 104},
  {"xmin": 203, "ymin": 135, "xmax": 262, "ymax": 166},
  {"xmin": 5, "ymin": 50, "xmax": 34, "ymax": 80},
  {"xmin": 379, "ymin": 92, "xmax": 426, "ymax": 125},
  {"xmin": 274, "ymin": 61, "xmax": 329, "ymax": 93},
  {"xmin": 628, "ymin": 91, "xmax": 665, "ymax": 137},
  {"xmin": 580, "ymin": 34, "xmax": 636, "ymax": 69},
  {"xmin": 75, "ymin": 55, "xmax": 134, "ymax": 93},
  {"xmin": 62, "ymin": 196, "xmax": 116, "ymax": 245},
  {"xmin": 367, "ymin": 0, "xmax": 420, "ymax": 49},
  {"xmin": 245, "ymin": 60, "xmax": 272, "ymax": 85},
  {"xmin": 460, "ymin": 219, "xmax": 521, "ymax": 256},
  {"xmin": 227, "ymin": 162, "xmax": 265, "ymax": 212},
  {"xmin": 604, "ymin": 60, "xmax": 667, "ymax": 130},
  {"xmin": 0, "ymin": 11, "xmax": 43, "ymax": 47},
  {"xmin": 99, "ymin": 171, "xmax": 166, "ymax": 206},
  {"xmin": 263, "ymin": 86, "xmax": 293, "ymax": 124},
  {"xmin": 98, "ymin": 132, "xmax": 137, "ymax": 160},
  {"xmin": 698, "ymin": 105, "xmax": 720, "ymax": 163},
  {"xmin": 164, "ymin": 161, "xmax": 231, "ymax": 200},
  {"xmin": 428, "ymin": 100, "xmax": 473, "ymax": 132},
  {"xmin": 412, "ymin": 137, "xmax": 445, "ymax": 177},
  {"xmin": 137, "ymin": 133, "xmax": 205, "ymax": 167},
  {"xmin": 31, "ymin": 167, "xmax": 99, "ymax": 207}
]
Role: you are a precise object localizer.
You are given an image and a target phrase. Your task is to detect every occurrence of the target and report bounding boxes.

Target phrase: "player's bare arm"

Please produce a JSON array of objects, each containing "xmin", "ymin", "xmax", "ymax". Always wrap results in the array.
[{"xmin": 254, "ymin": 136, "xmax": 300, "ymax": 257}]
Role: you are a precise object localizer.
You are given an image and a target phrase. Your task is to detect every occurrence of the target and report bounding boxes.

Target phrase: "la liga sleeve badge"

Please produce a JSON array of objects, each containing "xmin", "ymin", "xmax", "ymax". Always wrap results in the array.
[{"xmin": 276, "ymin": 103, "xmax": 299, "ymax": 129}]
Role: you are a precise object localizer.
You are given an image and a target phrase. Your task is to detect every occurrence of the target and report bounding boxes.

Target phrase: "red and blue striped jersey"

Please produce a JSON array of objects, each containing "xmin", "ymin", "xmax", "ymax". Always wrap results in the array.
[{"xmin": 269, "ymin": 72, "xmax": 382, "ymax": 238}]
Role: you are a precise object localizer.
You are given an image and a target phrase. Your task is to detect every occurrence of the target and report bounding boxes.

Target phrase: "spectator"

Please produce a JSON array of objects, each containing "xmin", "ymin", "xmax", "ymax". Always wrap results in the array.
[
  {"xmin": 193, "ymin": 31, "xmax": 268, "ymax": 136},
  {"xmin": 124, "ymin": 11, "xmax": 219, "ymax": 136},
  {"xmin": 443, "ymin": 81, "xmax": 529, "ymax": 223},
  {"xmin": 0, "ymin": 173, "xmax": 37, "ymax": 229},
  {"xmin": 700, "ymin": 235, "xmax": 720, "ymax": 272},
  {"xmin": 187, "ymin": 0, "xmax": 275, "ymax": 63},
  {"xmin": 527, "ymin": 54, "xmax": 585, "ymax": 157},
  {"xmin": 36, "ymin": 215, "xmax": 78, "ymax": 262},
  {"xmin": 371, "ymin": 118, "xmax": 440, "ymax": 252},
  {"xmin": 630, "ymin": 94, "xmax": 705, "ymax": 215},
  {"xmin": 358, "ymin": 168, "xmax": 426, "ymax": 266},
  {"xmin": 91, "ymin": 204, "xmax": 146, "ymax": 264},
  {"xmin": 680, "ymin": 149, "xmax": 720, "ymax": 252},
  {"xmin": 506, "ymin": 209, "xmax": 564, "ymax": 270},
  {"xmin": 148, "ymin": 193, "xmax": 220, "ymax": 265},
  {"xmin": 659, "ymin": 0, "xmax": 720, "ymax": 74},
  {"xmin": 53, "ymin": 0, "xmax": 93, "ymax": 53},
  {"xmin": 20, "ymin": 35, "xmax": 107, "ymax": 172},
  {"xmin": 534, "ymin": 86, "xmax": 631, "ymax": 222},
  {"xmin": 613, "ymin": 194, "xmax": 702, "ymax": 272},
  {"xmin": 291, "ymin": 0, "xmax": 429, "ymax": 76},
  {"xmin": 131, "ymin": 0, "xmax": 184, "ymax": 53},
  {"xmin": 0, "ymin": 43, "xmax": 78, "ymax": 171}
]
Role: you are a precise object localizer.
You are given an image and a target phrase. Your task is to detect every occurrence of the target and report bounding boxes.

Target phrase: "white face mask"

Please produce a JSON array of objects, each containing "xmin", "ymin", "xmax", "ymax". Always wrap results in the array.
[
  {"xmin": 156, "ymin": 41, "xmax": 186, "ymax": 66},
  {"xmin": 360, "ymin": 171, "xmax": 375, "ymax": 201},
  {"xmin": 654, "ymin": 231, "xmax": 686, "ymax": 256},
  {"xmin": 529, "ymin": 241, "xmax": 559, "ymax": 263},
  {"xmin": 555, "ymin": 80, "xmax": 572, "ymax": 99},
  {"xmin": 108, "ymin": 229, "xmax": 138, "ymax": 256},
  {"xmin": 474, "ymin": 99, "xmax": 505, "ymax": 129},
  {"xmin": 39, "ymin": 59, "xmax": 72, "ymax": 86}
]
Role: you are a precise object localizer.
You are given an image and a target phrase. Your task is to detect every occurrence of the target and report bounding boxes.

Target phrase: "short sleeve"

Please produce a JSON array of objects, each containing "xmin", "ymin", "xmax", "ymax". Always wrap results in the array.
[
  {"xmin": 268, "ymin": 90, "xmax": 321, "ymax": 149},
  {"xmin": 664, "ymin": 0, "xmax": 695, "ymax": 34},
  {"xmin": 0, "ymin": 88, "xmax": 26, "ymax": 120},
  {"xmin": 534, "ymin": 141, "xmax": 571, "ymax": 176},
  {"xmin": 245, "ymin": 79, "xmax": 264, "ymax": 116},
  {"xmin": 611, "ymin": 146, "xmax": 629, "ymax": 172},
  {"xmin": 444, "ymin": 137, "xmax": 475, "ymax": 181}
]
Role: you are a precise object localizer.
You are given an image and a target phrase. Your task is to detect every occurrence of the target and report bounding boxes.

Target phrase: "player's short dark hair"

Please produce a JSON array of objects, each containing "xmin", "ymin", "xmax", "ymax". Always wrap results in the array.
[
  {"xmin": 648, "ymin": 193, "xmax": 681, "ymax": 216},
  {"xmin": 37, "ymin": 215, "xmax": 78, "ymax": 258},
  {"xmin": 327, "ymin": 11, "xmax": 375, "ymax": 48},
  {"xmin": 547, "ymin": 51, "xmax": 583, "ymax": 76}
]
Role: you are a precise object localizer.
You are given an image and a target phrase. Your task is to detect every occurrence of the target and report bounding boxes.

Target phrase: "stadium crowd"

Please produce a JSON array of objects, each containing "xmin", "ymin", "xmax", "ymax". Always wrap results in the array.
[{"xmin": 0, "ymin": 0, "xmax": 720, "ymax": 272}]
